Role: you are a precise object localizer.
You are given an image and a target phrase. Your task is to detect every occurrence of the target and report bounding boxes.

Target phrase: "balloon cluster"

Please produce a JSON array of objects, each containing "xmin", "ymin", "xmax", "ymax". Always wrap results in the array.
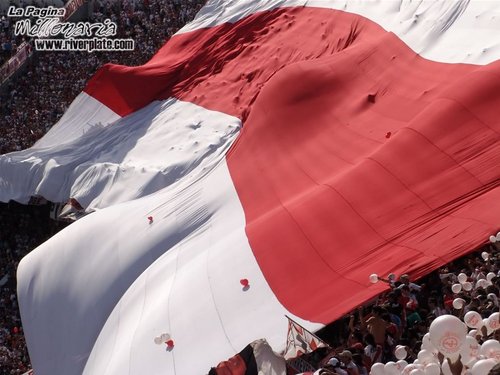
[
  {"xmin": 489, "ymin": 232, "xmax": 500, "ymax": 243},
  {"xmin": 449, "ymin": 252, "xmax": 498, "ymax": 312},
  {"xmin": 154, "ymin": 333, "xmax": 173, "ymax": 349},
  {"xmin": 368, "ymin": 242, "xmax": 499, "ymax": 375},
  {"xmin": 370, "ymin": 314, "xmax": 500, "ymax": 374},
  {"xmin": 368, "ymin": 273, "xmax": 398, "ymax": 285}
]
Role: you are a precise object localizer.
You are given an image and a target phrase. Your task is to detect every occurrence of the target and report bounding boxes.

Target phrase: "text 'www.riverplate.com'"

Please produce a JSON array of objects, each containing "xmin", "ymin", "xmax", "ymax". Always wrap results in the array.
[{"xmin": 35, "ymin": 38, "xmax": 134, "ymax": 52}]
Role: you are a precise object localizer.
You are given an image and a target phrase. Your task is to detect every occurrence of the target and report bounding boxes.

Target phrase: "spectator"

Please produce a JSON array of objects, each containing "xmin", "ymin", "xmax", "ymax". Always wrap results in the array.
[
  {"xmin": 338, "ymin": 350, "xmax": 359, "ymax": 375},
  {"xmin": 0, "ymin": 201, "xmax": 67, "ymax": 374}
]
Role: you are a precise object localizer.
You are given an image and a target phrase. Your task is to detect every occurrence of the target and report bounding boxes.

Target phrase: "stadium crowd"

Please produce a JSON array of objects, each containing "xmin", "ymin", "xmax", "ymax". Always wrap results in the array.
[
  {"xmin": 0, "ymin": 0, "xmax": 206, "ymax": 154},
  {"xmin": 295, "ymin": 244, "xmax": 500, "ymax": 375},
  {"xmin": 0, "ymin": 202, "xmax": 66, "ymax": 375}
]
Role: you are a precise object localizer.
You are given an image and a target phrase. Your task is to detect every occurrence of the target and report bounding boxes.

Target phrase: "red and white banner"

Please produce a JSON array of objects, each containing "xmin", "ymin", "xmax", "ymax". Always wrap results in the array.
[
  {"xmin": 1, "ymin": 1, "xmax": 500, "ymax": 374},
  {"xmin": 63, "ymin": 0, "xmax": 87, "ymax": 21},
  {"xmin": 0, "ymin": 41, "xmax": 32, "ymax": 82},
  {"xmin": 284, "ymin": 317, "xmax": 328, "ymax": 360},
  {"xmin": 0, "ymin": 0, "xmax": 86, "ymax": 82}
]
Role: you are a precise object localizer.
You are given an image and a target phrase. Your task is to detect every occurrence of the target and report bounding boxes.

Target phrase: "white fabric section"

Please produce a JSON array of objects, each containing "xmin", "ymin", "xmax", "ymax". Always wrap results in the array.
[
  {"xmin": 15, "ymin": 100, "xmax": 320, "ymax": 375},
  {"xmin": 180, "ymin": 0, "xmax": 500, "ymax": 65},
  {"xmin": 0, "ymin": 98, "xmax": 240, "ymax": 207},
  {"xmin": 33, "ymin": 92, "xmax": 120, "ymax": 149},
  {"xmin": 18, "ymin": 157, "xmax": 320, "ymax": 375},
  {"xmin": 251, "ymin": 339, "xmax": 287, "ymax": 375}
]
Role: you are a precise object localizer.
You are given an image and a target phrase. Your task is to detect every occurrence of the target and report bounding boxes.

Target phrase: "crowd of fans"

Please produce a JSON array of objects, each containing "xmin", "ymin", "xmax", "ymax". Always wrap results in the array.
[
  {"xmin": 0, "ymin": 202, "xmax": 67, "ymax": 375},
  {"xmin": 0, "ymin": 0, "xmax": 206, "ymax": 154},
  {"xmin": 294, "ymin": 244, "xmax": 500, "ymax": 375}
]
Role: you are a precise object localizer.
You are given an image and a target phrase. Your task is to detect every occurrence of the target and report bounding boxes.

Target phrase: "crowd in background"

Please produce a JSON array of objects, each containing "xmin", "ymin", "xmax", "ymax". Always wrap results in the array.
[
  {"xmin": 0, "ymin": 202, "xmax": 67, "ymax": 375},
  {"xmin": 298, "ymin": 244, "xmax": 500, "ymax": 375},
  {"xmin": 0, "ymin": 0, "xmax": 206, "ymax": 154}
]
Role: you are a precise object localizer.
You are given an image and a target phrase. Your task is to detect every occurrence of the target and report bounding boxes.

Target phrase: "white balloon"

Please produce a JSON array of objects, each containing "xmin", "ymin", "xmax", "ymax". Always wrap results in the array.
[
  {"xmin": 418, "ymin": 349, "xmax": 437, "ymax": 366},
  {"xmin": 153, "ymin": 336, "xmax": 162, "ymax": 345},
  {"xmin": 460, "ymin": 335, "xmax": 479, "ymax": 366},
  {"xmin": 497, "ymin": 232, "xmax": 500, "ymax": 241},
  {"xmin": 396, "ymin": 360, "xmax": 408, "ymax": 371},
  {"xmin": 466, "ymin": 357, "xmax": 479, "ymax": 368},
  {"xmin": 369, "ymin": 273, "xmax": 379, "ymax": 284},
  {"xmin": 464, "ymin": 311, "xmax": 483, "ymax": 329},
  {"xmin": 470, "ymin": 358, "xmax": 496, "ymax": 375},
  {"xmin": 469, "ymin": 329, "xmax": 478, "ymax": 338},
  {"xmin": 488, "ymin": 312, "xmax": 500, "ymax": 332},
  {"xmin": 441, "ymin": 360, "xmax": 452, "ymax": 375},
  {"xmin": 481, "ymin": 251, "xmax": 490, "ymax": 260},
  {"xmin": 395, "ymin": 345, "xmax": 408, "ymax": 360},
  {"xmin": 463, "ymin": 282, "xmax": 473, "ymax": 291},
  {"xmin": 385, "ymin": 361, "xmax": 399, "ymax": 375},
  {"xmin": 370, "ymin": 362, "xmax": 386, "ymax": 375},
  {"xmin": 475, "ymin": 279, "xmax": 488, "ymax": 289},
  {"xmin": 422, "ymin": 333, "xmax": 438, "ymax": 353},
  {"xmin": 479, "ymin": 339, "xmax": 500, "ymax": 361},
  {"xmin": 487, "ymin": 272, "xmax": 496, "ymax": 282},
  {"xmin": 409, "ymin": 370, "xmax": 425, "ymax": 375},
  {"xmin": 451, "ymin": 283, "xmax": 462, "ymax": 294},
  {"xmin": 423, "ymin": 363, "xmax": 440, "ymax": 375},
  {"xmin": 453, "ymin": 298, "xmax": 465, "ymax": 309},
  {"xmin": 429, "ymin": 315, "xmax": 467, "ymax": 358},
  {"xmin": 402, "ymin": 365, "xmax": 419, "ymax": 375},
  {"xmin": 483, "ymin": 318, "xmax": 494, "ymax": 335},
  {"xmin": 160, "ymin": 333, "xmax": 170, "ymax": 341},
  {"xmin": 489, "ymin": 236, "xmax": 497, "ymax": 243},
  {"xmin": 458, "ymin": 273, "xmax": 468, "ymax": 284}
]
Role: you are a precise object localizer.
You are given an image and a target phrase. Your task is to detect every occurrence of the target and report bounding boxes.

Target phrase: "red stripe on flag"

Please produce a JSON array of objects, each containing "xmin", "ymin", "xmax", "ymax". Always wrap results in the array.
[
  {"xmin": 84, "ymin": 6, "xmax": 500, "ymax": 324},
  {"xmin": 225, "ymin": 24, "xmax": 500, "ymax": 321},
  {"xmin": 84, "ymin": 7, "xmax": 404, "ymax": 117}
]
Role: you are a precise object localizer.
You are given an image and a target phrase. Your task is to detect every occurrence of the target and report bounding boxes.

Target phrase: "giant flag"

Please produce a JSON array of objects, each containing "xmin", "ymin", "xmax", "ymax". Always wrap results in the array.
[{"xmin": 1, "ymin": 0, "xmax": 500, "ymax": 374}]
